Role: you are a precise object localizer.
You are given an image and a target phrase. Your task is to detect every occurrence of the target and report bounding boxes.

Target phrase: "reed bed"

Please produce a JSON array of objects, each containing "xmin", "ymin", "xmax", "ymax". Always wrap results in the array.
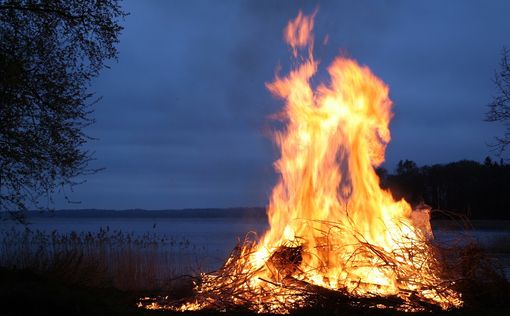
[{"xmin": 0, "ymin": 227, "xmax": 206, "ymax": 291}]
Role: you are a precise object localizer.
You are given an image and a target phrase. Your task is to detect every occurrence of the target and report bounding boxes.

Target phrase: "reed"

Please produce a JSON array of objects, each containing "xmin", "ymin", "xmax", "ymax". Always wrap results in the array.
[{"xmin": 0, "ymin": 227, "xmax": 205, "ymax": 291}]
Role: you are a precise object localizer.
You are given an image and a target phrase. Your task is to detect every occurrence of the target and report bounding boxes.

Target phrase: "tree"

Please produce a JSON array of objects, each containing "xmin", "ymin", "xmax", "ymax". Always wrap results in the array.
[
  {"xmin": 396, "ymin": 159, "xmax": 418, "ymax": 176},
  {"xmin": 0, "ymin": 0, "xmax": 126, "ymax": 218},
  {"xmin": 486, "ymin": 47, "xmax": 510, "ymax": 158},
  {"xmin": 389, "ymin": 160, "xmax": 423, "ymax": 206}
]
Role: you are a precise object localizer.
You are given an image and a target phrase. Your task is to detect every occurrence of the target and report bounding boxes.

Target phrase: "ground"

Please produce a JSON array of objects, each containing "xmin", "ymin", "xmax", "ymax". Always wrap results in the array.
[{"xmin": 1, "ymin": 267, "xmax": 509, "ymax": 316}]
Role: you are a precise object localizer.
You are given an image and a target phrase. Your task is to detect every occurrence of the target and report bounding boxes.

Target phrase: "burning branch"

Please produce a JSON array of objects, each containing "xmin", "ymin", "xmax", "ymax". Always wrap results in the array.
[{"xmin": 139, "ymin": 10, "xmax": 474, "ymax": 314}]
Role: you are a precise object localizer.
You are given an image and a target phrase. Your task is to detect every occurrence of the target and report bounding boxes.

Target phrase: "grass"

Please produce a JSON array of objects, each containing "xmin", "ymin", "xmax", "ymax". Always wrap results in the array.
[
  {"xmin": 0, "ymin": 227, "xmax": 206, "ymax": 291},
  {"xmin": 0, "ymin": 267, "xmax": 145, "ymax": 316}
]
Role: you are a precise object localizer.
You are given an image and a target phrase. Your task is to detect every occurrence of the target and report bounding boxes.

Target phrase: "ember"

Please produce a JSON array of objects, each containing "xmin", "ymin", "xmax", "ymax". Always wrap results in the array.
[{"xmin": 140, "ymin": 10, "xmax": 463, "ymax": 313}]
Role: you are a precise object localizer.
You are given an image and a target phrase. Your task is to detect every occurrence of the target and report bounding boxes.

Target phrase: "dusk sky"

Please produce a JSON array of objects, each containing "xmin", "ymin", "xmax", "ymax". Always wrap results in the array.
[{"xmin": 56, "ymin": 0, "xmax": 509, "ymax": 210}]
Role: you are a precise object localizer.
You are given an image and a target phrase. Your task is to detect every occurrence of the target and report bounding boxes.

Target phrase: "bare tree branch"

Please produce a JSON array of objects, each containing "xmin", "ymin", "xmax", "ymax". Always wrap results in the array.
[{"xmin": 486, "ymin": 47, "xmax": 510, "ymax": 158}]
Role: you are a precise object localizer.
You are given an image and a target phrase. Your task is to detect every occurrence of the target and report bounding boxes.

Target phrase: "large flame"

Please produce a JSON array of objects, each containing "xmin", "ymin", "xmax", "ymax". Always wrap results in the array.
[
  {"xmin": 257, "ymin": 10, "xmax": 415, "ymax": 290},
  {"xmin": 143, "ymin": 11, "xmax": 462, "ymax": 313},
  {"xmin": 251, "ymin": 12, "xmax": 460, "ymax": 308},
  {"xmin": 243, "ymin": 11, "xmax": 461, "ymax": 309}
]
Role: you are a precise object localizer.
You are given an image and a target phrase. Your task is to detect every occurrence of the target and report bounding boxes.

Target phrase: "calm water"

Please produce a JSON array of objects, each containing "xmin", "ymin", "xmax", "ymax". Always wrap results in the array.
[
  {"xmin": 1, "ymin": 216, "xmax": 268, "ymax": 270},
  {"xmin": 2, "ymin": 215, "xmax": 509, "ymax": 276}
]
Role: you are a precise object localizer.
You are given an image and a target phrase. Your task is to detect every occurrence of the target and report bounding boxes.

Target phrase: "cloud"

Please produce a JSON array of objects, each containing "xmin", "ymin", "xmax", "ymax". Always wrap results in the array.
[{"xmin": 55, "ymin": 0, "xmax": 510, "ymax": 209}]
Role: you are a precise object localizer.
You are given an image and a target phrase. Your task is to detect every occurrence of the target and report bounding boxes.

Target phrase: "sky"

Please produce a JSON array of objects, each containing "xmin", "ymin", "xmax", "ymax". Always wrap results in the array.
[{"xmin": 56, "ymin": 0, "xmax": 510, "ymax": 210}]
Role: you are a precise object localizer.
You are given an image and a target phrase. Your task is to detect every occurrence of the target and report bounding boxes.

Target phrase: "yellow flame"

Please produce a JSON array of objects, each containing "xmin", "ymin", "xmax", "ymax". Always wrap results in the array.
[
  {"xmin": 245, "ymin": 10, "xmax": 461, "ymax": 309},
  {"xmin": 160, "ymin": 10, "xmax": 462, "ymax": 313}
]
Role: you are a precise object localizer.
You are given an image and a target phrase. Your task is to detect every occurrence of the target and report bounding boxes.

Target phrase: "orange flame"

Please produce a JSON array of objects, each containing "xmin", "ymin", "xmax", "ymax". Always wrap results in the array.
[
  {"xmin": 284, "ymin": 10, "xmax": 316, "ymax": 58},
  {"xmin": 154, "ymin": 11, "xmax": 462, "ymax": 313},
  {"xmin": 247, "ymin": 10, "xmax": 461, "ymax": 309}
]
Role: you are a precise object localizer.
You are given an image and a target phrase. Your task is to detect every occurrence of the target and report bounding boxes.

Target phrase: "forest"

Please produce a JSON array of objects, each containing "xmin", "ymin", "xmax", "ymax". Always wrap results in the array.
[{"xmin": 379, "ymin": 158, "xmax": 510, "ymax": 220}]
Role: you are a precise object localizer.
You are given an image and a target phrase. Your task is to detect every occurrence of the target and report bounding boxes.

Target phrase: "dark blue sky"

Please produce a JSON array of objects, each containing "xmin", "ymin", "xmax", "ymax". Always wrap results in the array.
[{"xmin": 56, "ymin": 0, "xmax": 509, "ymax": 210}]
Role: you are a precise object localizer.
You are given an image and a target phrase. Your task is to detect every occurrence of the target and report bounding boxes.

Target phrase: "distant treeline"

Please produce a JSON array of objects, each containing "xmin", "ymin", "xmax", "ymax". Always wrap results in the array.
[
  {"xmin": 11, "ymin": 207, "xmax": 267, "ymax": 220},
  {"xmin": 378, "ymin": 158, "xmax": 510, "ymax": 220},
  {"xmin": 7, "ymin": 158, "xmax": 510, "ymax": 221}
]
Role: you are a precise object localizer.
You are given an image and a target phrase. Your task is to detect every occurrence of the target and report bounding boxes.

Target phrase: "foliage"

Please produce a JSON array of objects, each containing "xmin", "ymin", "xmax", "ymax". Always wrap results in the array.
[
  {"xmin": 379, "ymin": 158, "xmax": 510, "ymax": 219},
  {"xmin": 0, "ymin": 0, "xmax": 127, "ymax": 216}
]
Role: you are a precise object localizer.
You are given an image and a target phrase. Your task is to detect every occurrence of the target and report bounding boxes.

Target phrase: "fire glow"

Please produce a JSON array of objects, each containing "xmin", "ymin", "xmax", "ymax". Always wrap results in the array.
[{"xmin": 142, "ymin": 11, "xmax": 462, "ymax": 313}]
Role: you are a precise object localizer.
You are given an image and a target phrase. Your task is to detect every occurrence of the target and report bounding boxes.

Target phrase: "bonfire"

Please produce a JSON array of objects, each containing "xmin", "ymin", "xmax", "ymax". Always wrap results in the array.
[{"xmin": 140, "ymin": 11, "xmax": 464, "ymax": 313}]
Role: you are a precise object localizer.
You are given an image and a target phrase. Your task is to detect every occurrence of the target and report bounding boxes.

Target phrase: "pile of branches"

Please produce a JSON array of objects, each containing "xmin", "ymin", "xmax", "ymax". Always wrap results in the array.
[{"xmin": 137, "ymin": 221, "xmax": 498, "ymax": 314}]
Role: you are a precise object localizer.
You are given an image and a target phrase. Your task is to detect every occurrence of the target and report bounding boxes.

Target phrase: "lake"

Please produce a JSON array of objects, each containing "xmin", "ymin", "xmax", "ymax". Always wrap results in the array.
[{"xmin": 1, "ymin": 211, "xmax": 509, "ymax": 278}]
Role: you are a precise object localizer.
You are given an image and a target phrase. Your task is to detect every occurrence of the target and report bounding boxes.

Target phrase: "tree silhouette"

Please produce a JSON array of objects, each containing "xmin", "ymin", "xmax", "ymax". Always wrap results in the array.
[
  {"xmin": 383, "ymin": 159, "xmax": 510, "ymax": 220},
  {"xmin": 487, "ymin": 47, "xmax": 510, "ymax": 158},
  {"xmin": 0, "ymin": 0, "xmax": 126, "ymax": 218}
]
